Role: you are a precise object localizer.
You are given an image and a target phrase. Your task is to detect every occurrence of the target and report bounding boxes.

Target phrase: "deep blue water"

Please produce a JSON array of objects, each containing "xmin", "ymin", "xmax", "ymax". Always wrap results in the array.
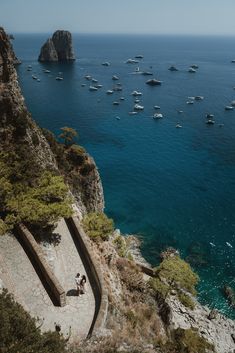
[{"xmin": 13, "ymin": 33, "xmax": 235, "ymax": 317}]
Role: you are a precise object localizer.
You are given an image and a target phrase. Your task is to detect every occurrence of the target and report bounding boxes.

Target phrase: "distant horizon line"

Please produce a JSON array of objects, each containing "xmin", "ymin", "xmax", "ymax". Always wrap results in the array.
[{"xmin": 9, "ymin": 31, "xmax": 235, "ymax": 38}]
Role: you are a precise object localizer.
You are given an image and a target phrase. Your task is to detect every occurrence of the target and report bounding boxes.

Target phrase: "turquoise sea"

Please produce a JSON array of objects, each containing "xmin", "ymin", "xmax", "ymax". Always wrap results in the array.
[{"xmin": 14, "ymin": 33, "xmax": 235, "ymax": 317}]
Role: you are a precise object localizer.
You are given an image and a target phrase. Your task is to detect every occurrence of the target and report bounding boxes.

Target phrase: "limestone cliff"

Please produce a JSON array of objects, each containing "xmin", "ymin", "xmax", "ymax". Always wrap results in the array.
[
  {"xmin": 38, "ymin": 30, "xmax": 75, "ymax": 62},
  {"xmin": 0, "ymin": 27, "xmax": 103, "ymax": 214}
]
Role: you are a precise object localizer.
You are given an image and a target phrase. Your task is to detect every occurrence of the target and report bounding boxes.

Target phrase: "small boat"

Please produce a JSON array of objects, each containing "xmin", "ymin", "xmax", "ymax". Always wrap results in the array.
[
  {"xmin": 113, "ymin": 101, "xmax": 119, "ymax": 105},
  {"xmin": 195, "ymin": 96, "xmax": 204, "ymax": 101},
  {"xmin": 226, "ymin": 242, "xmax": 233, "ymax": 248},
  {"xmin": 113, "ymin": 86, "xmax": 122, "ymax": 91},
  {"xmin": 231, "ymin": 60, "xmax": 235, "ymax": 63},
  {"xmin": 27, "ymin": 68, "xmax": 32, "ymax": 71},
  {"xmin": 168, "ymin": 65, "xmax": 178, "ymax": 71},
  {"xmin": 135, "ymin": 55, "xmax": 144, "ymax": 59},
  {"xmin": 27, "ymin": 65, "xmax": 32, "ymax": 68},
  {"xmin": 106, "ymin": 90, "xmax": 114, "ymax": 95},
  {"xmin": 188, "ymin": 68, "xmax": 196, "ymax": 73},
  {"xmin": 231, "ymin": 100, "xmax": 235, "ymax": 106},
  {"xmin": 134, "ymin": 104, "xmax": 144, "ymax": 111},
  {"xmin": 177, "ymin": 110, "xmax": 184, "ymax": 113},
  {"xmin": 142, "ymin": 71, "xmax": 153, "ymax": 76},
  {"xmin": 218, "ymin": 123, "xmax": 224, "ymax": 127},
  {"xmin": 135, "ymin": 99, "xmax": 140, "ymax": 103},
  {"xmin": 191, "ymin": 64, "xmax": 199, "ymax": 69},
  {"xmin": 116, "ymin": 116, "xmax": 121, "ymax": 120},
  {"xmin": 37, "ymin": 78, "xmax": 41, "ymax": 82},
  {"xmin": 89, "ymin": 86, "xmax": 98, "ymax": 91},
  {"xmin": 94, "ymin": 84, "xmax": 103, "ymax": 88},
  {"xmin": 206, "ymin": 113, "xmax": 214, "ymax": 119},
  {"xmin": 120, "ymin": 97, "xmax": 125, "ymax": 101},
  {"xmin": 186, "ymin": 101, "xmax": 194, "ymax": 105},
  {"xmin": 206, "ymin": 119, "xmax": 215, "ymax": 125},
  {"xmin": 44, "ymin": 69, "xmax": 50, "ymax": 73},
  {"xmin": 209, "ymin": 242, "xmax": 216, "ymax": 247},
  {"xmin": 92, "ymin": 78, "xmax": 98, "ymax": 83},
  {"xmin": 135, "ymin": 67, "xmax": 140, "ymax": 72},
  {"xmin": 146, "ymin": 79, "xmax": 162, "ymax": 86},
  {"xmin": 102, "ymin": 62, "xmax": 110, "ymax": 66},
  {"xmin": 126, "ymin": 58, "xmax": 139, "ymax": 64},
  {"xmin": 153, "ymin": 113, "xmax": 163, "ymax": 119},
  {"xmin": 85, "ymin": 75, "xmax": 92, "ymax": 80},
  {"xmin": 56, "ymin": 77, "xmax": 63, "ymax": 81},
  {"xmin": 188, "ymin": 96, "xmax": 195, "ymax": 100},
  {"xmin": 129, "ymin": 111, "xmax": 138, "ymax": 115},
  {"xmin": 112, "ymin": 75, "xmax": 119, "ymax": 80},
  {"xmin": 154, "ymin": 105, "xmax": 161, "ymax": 110},
  {"xmin": 81, "ymin": 83, "xmax": 86, "ymax": 87},
  {"xmin": 225, "ymin": 106, "xmax": 234, "ymax": 111},
  {"xmin": 32, "ymin": 75, "xmax": 37, "ymax": 80},
  {"xmin": 131, "ymin": 90, "xmax": 142, "ymax": 96},
  {"xmin": 176, "ymin": 123, "xmax": 182, "ymax": 128}
]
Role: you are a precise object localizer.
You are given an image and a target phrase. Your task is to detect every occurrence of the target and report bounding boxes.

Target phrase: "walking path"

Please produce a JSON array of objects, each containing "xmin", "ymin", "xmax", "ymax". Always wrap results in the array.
[{"xmin": 0, "ymin": 219, "xmax": 95, "ymax": 342}]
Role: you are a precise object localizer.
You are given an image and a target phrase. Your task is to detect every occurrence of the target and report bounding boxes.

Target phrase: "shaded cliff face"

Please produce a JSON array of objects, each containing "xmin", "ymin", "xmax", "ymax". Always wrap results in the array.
[
  {"xmin": 0, "ymin": 27, "xmax": 103, "ymax": 214},
  {"xmin": 38, "ymin": 30, "xmax": 75, "ymax": 62}
]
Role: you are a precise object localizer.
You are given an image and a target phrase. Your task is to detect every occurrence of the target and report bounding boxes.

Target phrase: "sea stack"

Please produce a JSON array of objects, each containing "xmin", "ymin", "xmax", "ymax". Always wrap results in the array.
[{"xmin": 38, "ymin": 30, "xmax": 75, "ymax": 62}]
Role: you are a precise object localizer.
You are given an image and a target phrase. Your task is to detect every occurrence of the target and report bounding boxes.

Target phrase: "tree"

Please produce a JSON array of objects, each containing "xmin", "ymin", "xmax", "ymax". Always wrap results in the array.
[
  {"xmin": 82, "ymin": 212, "xmax": 114, "ymax": 241},
  {"xmin": 0, "ymin": 289, "xmax": 66, "ymax": 353},
  {"xmin": 59, "ymin": 127, "xmax": 78, "ymax": 146}
]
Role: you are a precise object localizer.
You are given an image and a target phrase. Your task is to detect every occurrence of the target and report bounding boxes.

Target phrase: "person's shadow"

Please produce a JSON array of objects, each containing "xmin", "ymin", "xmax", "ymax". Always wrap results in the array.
[{"xmin": 66, "ymin": 289, "xmax": 77, "ymax": 296}]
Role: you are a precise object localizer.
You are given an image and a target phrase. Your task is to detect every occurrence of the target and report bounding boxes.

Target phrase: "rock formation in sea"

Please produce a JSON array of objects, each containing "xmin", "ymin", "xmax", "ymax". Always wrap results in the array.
[
  {"xmin": 38, "ymin": 30, "xmax": 75, "ymax": 62},
  {"xmin": 0, "ymin": 27, "xmax": 103, "ymax": 214}
]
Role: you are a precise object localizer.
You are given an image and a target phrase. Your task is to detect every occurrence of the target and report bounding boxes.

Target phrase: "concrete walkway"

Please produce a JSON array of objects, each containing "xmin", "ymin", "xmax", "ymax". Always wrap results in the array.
[{"xmin": 0, "ymin": 219, "xmax": 95, "ymax": 342}]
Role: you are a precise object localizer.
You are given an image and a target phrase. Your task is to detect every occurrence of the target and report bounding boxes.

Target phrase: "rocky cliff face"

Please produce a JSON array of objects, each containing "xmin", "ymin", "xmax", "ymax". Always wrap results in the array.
[
  {"xmin": 0, "ymin": 27, "xmax": 103, "ymax": 214},
  {"xmin": 38, "ymin": 30, "xmax": 75, "ymax": 62}
]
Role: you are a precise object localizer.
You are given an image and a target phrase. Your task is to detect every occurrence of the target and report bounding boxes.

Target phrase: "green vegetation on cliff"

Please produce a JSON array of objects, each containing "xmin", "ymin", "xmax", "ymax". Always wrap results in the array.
[
  {"xmin": 150, "ymin": 255, "xmax": 199, "ymax": 309},
  {"xmin": 0, "ymin": 289, "xmax": 66, "ymax": 353},
  {"xmin": 82, "ymin": 212, "xmax": 114, "ymax": 241},
  {"xmin": 0, "ymin": 151, "xmax": 72, "ymax": 234}
]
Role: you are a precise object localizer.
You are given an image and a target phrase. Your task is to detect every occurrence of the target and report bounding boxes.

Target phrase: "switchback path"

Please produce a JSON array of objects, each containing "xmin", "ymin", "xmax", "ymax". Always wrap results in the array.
[{"xmin": 0, "ymin": 219, "xmax": 95, "ymax": 342}]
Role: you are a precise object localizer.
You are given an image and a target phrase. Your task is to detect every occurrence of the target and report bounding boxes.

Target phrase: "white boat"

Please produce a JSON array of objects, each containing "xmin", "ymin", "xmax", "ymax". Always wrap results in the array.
[
  {"xmin": 106, "ymin": 90, "xmax": 114, "ymax": 95},
  {"xmin": 206, "ymin": 114, "xmax": 214, "ymax": 119},
  {"xmin": 85, "ymin": 75, "xmax": 92, "ymax": 80},
  {"xmin": 146, "ymin": 79, "xmax": 162, "ymax": 86},
  {"xmin": 142, "ymin": 71, "xmax": 153, "ymax": 76},
  {"xmin": 225, "ymin": 106, "xmax": 234, "ymax": 110},
  {"xmin": 231, "ymin": 60, "xmax": 235, "ymax": 63},
  {"xmin": 231, "ymin": 100, "xmax": 235, "ymax": 106},
  {"xmin": 56, "ymin": 77, "xmax": 63, "ymax": 81},
  {"xmin": 154, "ymin": 105, "xmax": 161, "ymax": 110},
  {"xmin": 188, "ymin": 96, "xmax": 195, "ymax": 100},
  {"xmin": 116, "ymin": 116, "xmax": 120, "ymax": 120},
  {"xmin": 27, "ymin": 68, "xmax": 32, "ymax": 71},
  {"xmin": 120, "ymin": 97, "xmax": 125, "ymax": 101},
  {"xmin": 186, "ymin": 101, "xmax": 194, "ymax": 105},
  {"xmin": 37, "ymin": 78, "xmax": 41, "ymax": 82},
  {"xmin": 153, "ymin": 113, "xmax": 163, "ymax": 119},
  {"xmin": 102, "ymin": 62, "xmax": 110, "ymax": 66},
  {"xmin": 135, "ymin": 55, "xmax": 144, "ymax": 59},
  {"xmin": 226, "ymin": 242, "xmax": 233, "ymax": 248},
  {"xmin": 134, "ymin": 104, "xmax": 144, "ymax": 111},
  {"xmin": 126, "ymin": 58, "xmax": 139, "ymax": 64},
  {"xmin": 112, "ymin": 75, "xmax": 119, "ymax": 80},
  {"xmin": 177, "ymin": 110, "xmax": 184, "ymax": 113},
  {"xmin": 94, "ymin": 84, "xmax": 103, "ymax": 88},
  {"xmin": 135, "ymin": 99, "xmax": 140, "ymax": 103},
  {"xmin": 129, "ymin": 111, "xmax": 138, "ymax": 115},
  {"xmin": 131, "ymin": 90, "xmax": 142, "ymax": 96},
  {"xmin": 191, "ymin": 64, "xmax": 199, "ymax": 69},
  {"xmin": 44, "ymin": 69, "xmax": 50, "ymax": 73},
  {"xmin": 32, "ymin": 75, "xmax": 37, "ymax": 80},
  {"xmin": 206, "ymin": 119, "xmax": 215, "ymax": 125},
  {"xmin": 195, "ymin": 96, "xmax": 204, "ymax": 101},
  {"xmin": 92, "ymin": 78, "xmax": 98, "ymax": 83},
  {"xmin": 89, "ymin": 86, "xmax": 98, "ymax": 91},
  {"xmin": 113, "ymin": 101, "xmax": 119, "ymax": 105},
  {"xmin": 81, "ymin": 83, "xmax": 86, "ymax": 87},
  {"xmin": 176, "ymin": 123, "xmax": 182, "ymax": 128},
  {"xmin": 188, "ymin": 68, "xmax": 196, "ymax": 73},
  {"xmin": 113, "ymin": 86, "xmax": 122, "ymax": 91}
]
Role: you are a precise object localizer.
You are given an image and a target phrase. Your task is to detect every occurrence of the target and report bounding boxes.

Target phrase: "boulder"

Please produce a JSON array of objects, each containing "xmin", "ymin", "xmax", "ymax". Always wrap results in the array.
[{"xmin": 38, "ymin": 30, "xmax": 75, "ymax": 62}]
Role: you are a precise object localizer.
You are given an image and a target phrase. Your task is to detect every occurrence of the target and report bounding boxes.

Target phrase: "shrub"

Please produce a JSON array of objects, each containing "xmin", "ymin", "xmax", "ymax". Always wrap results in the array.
[
  {"xmin": 0, "ymin": 289, "xmax": 66, "ymax": 353},
  {"xmin": 80, "ymin": 162, "xmax": 96, "ymax": 176},
  {"xmin": 59, "ymin": 127, "xmax": 78, "ymax": 146},
  {"xmin": 82, "ymin": 212, "xmax": 114, "ymax": 241},
  {"xmin": 67, "ymin": 144, "xmax": 86, "ymax": 165},
  {"xmin": 178, "ymin": 292, "xmax": 195, "ymax": 310},
  {"xmin": 113, "ymin": 235, "xmax": 127, "ymax": 257}
]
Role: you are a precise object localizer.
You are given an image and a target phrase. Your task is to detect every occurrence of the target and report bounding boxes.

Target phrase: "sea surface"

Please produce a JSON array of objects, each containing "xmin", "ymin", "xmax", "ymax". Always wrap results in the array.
[{"xmin": 13, "ymin": 33, "xmax": 235, "ymax": 317}]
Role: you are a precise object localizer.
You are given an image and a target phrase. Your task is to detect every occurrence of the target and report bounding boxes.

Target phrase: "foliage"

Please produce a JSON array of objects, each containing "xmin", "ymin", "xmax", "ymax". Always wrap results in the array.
[
  {"xmin": 0, "ymin": 289, "xmax": 66, "ymax": 353},
  {"xmin": 82, "ymin": 212, "xmax": 114, "ymax": 241},
  {"xmin": 150, "ymin": 256, "xmax": 199, "ymax": 309},
  {"xmin": 0, "ymin": 152, "xmax": 73, "ymax": 234},
  {"xmin": 59, "ymin": 127, "xmax": 78, "ymax": 146},
  {"xmin": 116, "ymin": 258, "xmax": 146, "ymax": 293},
  {"xmin": 113, "ymin": 235, "xmax": 127, "ymax": 257},
  {"xmin": 161, "ymin": 328, "xmax": 214, "ymax": 353},
  {"xmin": 155, "ymin": 256, "xmax": 199, "ymax": 296}
]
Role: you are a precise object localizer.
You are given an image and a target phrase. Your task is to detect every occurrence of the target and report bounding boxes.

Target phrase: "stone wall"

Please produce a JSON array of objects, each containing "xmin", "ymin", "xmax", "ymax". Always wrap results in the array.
[
  {"xmin": 16, "ymin": 223, "xmax": 66, "ymax": 307},
  {"xmin": 66, "ymin": 217, "xmax": 108, "ymax": 337}
]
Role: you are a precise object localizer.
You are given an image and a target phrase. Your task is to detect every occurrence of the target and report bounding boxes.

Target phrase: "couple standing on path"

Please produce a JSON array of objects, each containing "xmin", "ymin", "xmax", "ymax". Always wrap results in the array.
[{"xmin": 75, "ymin": 273, "xmax": 86, "ymax": 296}]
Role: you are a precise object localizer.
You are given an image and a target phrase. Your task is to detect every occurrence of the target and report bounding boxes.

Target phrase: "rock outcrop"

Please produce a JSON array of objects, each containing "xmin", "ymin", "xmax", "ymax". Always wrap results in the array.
[
  {"xmin": 0, "ymin": 27, "xmax": 103, "ymax": 214},
  {"xmin": 38, "ymin": 30, "xmax": 75, "ymax": 62}
]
